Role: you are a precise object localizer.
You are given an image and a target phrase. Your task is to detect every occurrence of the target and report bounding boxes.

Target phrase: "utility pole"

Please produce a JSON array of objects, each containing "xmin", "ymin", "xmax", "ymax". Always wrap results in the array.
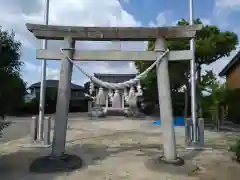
[
  {"xmin": 189, "ymin": 0, "xmax": 198, "ymax": 144},
  {"xmin": 38, "ymin": 0, "xmax": 50, "ymax": 141}
]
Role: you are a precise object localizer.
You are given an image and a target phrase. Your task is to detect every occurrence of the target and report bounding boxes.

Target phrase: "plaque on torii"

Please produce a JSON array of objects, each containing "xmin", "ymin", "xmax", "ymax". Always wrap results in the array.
[{"xmin": 26, "ymin": 23, "xmax": 202, "ymax": 173}]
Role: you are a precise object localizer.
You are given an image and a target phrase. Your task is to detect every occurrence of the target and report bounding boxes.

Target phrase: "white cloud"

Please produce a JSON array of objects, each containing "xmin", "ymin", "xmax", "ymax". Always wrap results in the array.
[
  {"xmin": 201, "ymin": 18, "xmax": 212, "ymax": 25},
  {"xmin": 123, "ymin": 0, "xmax": 130, "ymax": 3},
  {"xmin": 213, "ymin": 0, "xmax": 240, "ymax": 27},
  {"xmin": 209, "ymin": 0, "xmax": 240, "ymax": 77},
  {"xmin": 22, "ymin": 61, "xmax": 60, "ymax": 85},
  {"xmin": 215, "ymin": 0, "xmax": 240, "ymax": 10},
  {"xmin": 0, "ymin": 0, "xmax": 146, "ymax": 85},
  {"xmin": 149, "ymin": 11, "xmax": 172, "ymax": 27}
]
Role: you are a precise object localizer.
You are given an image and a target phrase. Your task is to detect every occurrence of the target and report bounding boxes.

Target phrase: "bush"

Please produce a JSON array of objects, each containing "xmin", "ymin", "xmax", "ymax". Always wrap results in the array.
[
  {"xmin": 140, "ymin": 102, "xmax": 155, "ymax": 115},
  {"xmin": 229, "ymin": 139, "xmax": 240, "ymax": 162},
  {"xmin": 22, "ymin": 98, "xmax": 39, "ymax": 115}
]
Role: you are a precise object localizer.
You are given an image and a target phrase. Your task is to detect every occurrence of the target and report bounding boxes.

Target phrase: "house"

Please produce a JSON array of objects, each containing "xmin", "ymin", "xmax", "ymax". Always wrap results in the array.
[
  {"xmin": 28, "ymin": 80, "xmax": 89, "ymax": 112},
  {"xmin": 219, "ymin": 50, "xmax": 240, "ymax": 89}
]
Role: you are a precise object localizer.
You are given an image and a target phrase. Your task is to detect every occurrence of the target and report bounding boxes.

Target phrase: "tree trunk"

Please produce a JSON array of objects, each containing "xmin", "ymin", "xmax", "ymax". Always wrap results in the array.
[
  {"xmin": 183, "ymin": 74, "xmax": 190, "ymax": 117},
  {"xmin": 184, "ymin": 82, "xmax": 191, "ymax": 117},
  {"xmin": 184, "ymin": 87, "xmax": 188, "ymax": 117},
  {"xmin": 196, "ymin": 65, "xmax": 203, "ymax": 118},
  {"xmin": 220, "ymin": 105, "xmax": 225, "ymax": 125},
  {"xmin": 215, "ymin": 103, "xmax": 220, "ymax": 132}
]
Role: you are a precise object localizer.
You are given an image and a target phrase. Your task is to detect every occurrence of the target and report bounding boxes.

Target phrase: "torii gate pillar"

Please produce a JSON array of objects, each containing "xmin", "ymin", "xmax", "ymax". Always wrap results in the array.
[
  {"xmin": 155, "ymin": 38, "xmax": 177, "ymax": 161},
  {"xmin": 29, "ymin": 37, "xmax": 83, "ymax": 173},
  {"xmin": 51, "ymin": 36, "xmax": 74, "ymax": 157}
]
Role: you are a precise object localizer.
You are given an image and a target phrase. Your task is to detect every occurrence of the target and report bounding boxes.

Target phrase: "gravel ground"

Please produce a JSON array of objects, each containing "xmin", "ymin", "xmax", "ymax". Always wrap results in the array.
[{"xmin": 0, "ymin": 116, "xmax": 239, "ymax": 180}]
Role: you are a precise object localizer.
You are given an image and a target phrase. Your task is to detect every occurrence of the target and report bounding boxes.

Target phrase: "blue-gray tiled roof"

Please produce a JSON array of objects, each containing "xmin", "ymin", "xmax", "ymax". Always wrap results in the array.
[
  {"xmin": 94, "ymin": 73, "xmax": 136, "ymax": 83},
  {"xmin": 29, "ymin": 80, "xmax": 84, "ymax": 90}
]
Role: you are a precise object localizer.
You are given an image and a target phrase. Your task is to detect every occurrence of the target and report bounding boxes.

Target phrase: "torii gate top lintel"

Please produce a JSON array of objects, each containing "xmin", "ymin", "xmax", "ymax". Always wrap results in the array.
[{"xmin": 26, "ymin": 23, "xmax": 202, "ymax": 41}]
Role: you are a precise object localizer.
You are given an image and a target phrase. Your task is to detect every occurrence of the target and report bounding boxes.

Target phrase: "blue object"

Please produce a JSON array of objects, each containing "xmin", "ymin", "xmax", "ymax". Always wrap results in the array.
[{"xmin": 153, "ymin": 117, "xmax": 185, "ymax": 126}]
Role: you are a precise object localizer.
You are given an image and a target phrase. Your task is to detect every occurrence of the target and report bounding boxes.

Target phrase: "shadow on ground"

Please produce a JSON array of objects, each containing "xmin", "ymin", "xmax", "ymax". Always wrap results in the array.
[
  {"xmin": 1, "ymin": 124, "xmax": 239, "ymax": 179},
  {"xmin": 0, "ymin": 140, "xmax": 207, "ymax": 180},
  {"xmin": 66, "ymin": 131, "xmax": 163, "ymax": 143}
]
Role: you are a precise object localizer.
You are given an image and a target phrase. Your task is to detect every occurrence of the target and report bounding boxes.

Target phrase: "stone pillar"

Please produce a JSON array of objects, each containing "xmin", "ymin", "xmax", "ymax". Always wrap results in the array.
[
  {"xmin": 88, "ymin": 101, "xmax": 92, "ymax": 113},
  {"xmin": 44, "ymin": 116, "xmax": 51, "ymax": 145},
  {"xmin": 198, "ymin": 118, "xmax": 204, "ymax": 146},
  {"xmin": 185, "ymin": 117, "xmax": 192, "ymax": 146},
  {"xmin": 121, "ymin": 91, "xmax": 125, "ymax": 108},
  {"xmin": 51, "ymin": 37, "xmax": 75, "ymax": 157},
  {"xmin": 105, "ymin": 90, "xmax": 108, "ymax": 113},
  {"xmin": 155, "ymin": 38, "xmax": 177, "ymax": 161},
  {"xmin": 30, "ymin": 116, "xmax": 38, "ymax": 142},
  {"xmin": 185, "ymin": 117, "xmax": 205, "ymax": 147}
]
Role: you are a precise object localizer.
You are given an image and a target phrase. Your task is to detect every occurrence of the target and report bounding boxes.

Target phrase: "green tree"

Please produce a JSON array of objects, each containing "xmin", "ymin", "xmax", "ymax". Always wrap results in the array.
[
  {"xmin": 3, "ymin": 73, "xmax": 26, "ymax": 114},
  {"xmin": 0, "ymin": 27, "xmax": 26, "ymax": 118},
  {"xmin": 83, "ymin": 81, "xmax": 91, "ymax": 93},
  {"xmin": 136, "ymin": 40, "xmax": 188, "ymax": 104},
  {"xmin": 200, "ymin": 70, "xmax": 230, "ymax": 129},
  {"xmin": 136, "ymin": 18, "xmax": 238, "ymax": 117}
]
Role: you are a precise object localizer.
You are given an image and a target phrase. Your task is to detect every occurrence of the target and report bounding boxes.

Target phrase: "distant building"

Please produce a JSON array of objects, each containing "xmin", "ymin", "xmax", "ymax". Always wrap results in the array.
[
  {"xmin": 219, "ymin": 51, "xmax": 240, "ymax": 89},
  {"xmin": 28, "ymin": 80, "xmax": 89, "ymax": 111}
]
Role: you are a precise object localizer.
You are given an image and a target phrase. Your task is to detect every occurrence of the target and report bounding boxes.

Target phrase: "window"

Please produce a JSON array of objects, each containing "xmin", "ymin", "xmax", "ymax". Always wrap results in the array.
[{"xmin": 71, "ymin": 91, "xmax": 83, "ymax": 99}]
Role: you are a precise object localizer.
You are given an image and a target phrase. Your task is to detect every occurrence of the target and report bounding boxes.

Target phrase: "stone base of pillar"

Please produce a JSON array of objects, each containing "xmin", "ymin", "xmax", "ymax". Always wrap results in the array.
[
  {"xmin": 106, "ymin": 108, "xmax": 125, "ymax": 116},
  {"xmin": 124, "ymin": 108, "xmax": 145, "ymax": 119},
  {"xmin": 185, "ymin": 117, "xmax": 205, "ymax": 147},
  {"xmin": 88, "ymin": 105, "xmax": 106, "ymax": 118},
  {"xmin": 29, "ymin": 154, "xmax": 82, "ymax": 173},
  {"xmin": 146, "ymin": 156, "xmax": 200, "ymax": 175},
  {"xmin": 155, "ymin": 156, "xmax": 185, "ymax": 166},
  {"xmin": 185, "ymin": 144, "xmax": 212, "ymax": 150}
]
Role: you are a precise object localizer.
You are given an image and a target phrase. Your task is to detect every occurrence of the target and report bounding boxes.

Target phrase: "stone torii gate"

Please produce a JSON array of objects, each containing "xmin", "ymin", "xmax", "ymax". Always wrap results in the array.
[{"xmin": 26, "ymin": 23, "xmax": 202, "ymax": 173}]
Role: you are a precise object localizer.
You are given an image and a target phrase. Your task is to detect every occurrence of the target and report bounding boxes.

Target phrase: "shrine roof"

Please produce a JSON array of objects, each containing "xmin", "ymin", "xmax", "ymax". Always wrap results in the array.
[{"xmin": 94, "ymin": 73, "xmax": 136, "ymax": 83}]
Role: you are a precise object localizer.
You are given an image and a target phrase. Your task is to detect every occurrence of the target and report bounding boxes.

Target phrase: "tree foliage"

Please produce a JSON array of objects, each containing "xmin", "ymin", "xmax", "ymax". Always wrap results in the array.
[
  {"xmin": 201, "ymin": 70, "xmax": 230, "ymax": 124},
  {"xmin": 230, "ymin": 139, "xmax": 240, "ymax": 162},
  {"xmin": 136, "ymin": 40, "xmax": 189, "ymax": 103},
  {"xmin": 83, "ymin": 81, "xmax": 91, "ymax": 93},
  {"xmin": 168, "ymin": 18, "xmax": 238, "ymax": 67},
  {"xmin": 135, "ymin": 18, "xmax": 238, "ymax": 116},
  {"xmin": 0, "ymin": 27, "xmax": 26, "ymax": 117}
]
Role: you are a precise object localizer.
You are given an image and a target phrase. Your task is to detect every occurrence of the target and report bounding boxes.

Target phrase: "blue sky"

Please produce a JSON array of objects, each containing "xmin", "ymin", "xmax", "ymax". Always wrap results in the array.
[
  {"xmin": 1, "ymin": 0, "xmax": 240, "ymax": 86},
  {"xmin": 122, "ymin": 0, "xmax": 213, "ymax": 24}
]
